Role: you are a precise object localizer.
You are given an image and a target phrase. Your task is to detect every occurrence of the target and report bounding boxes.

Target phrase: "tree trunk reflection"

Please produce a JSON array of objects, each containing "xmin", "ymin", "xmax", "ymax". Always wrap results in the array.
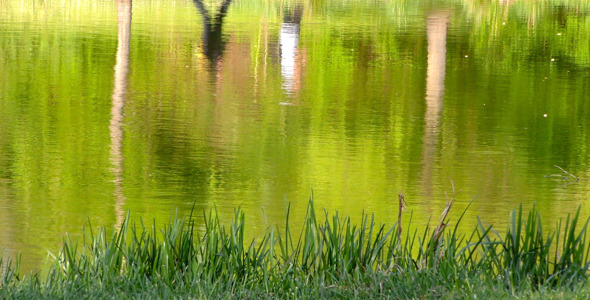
[
  {"xmin": 279, "ymin": 3, "xmax": 304, "ymax": 103},
  {"xmin": 421, "ymin": 11, "xmax": 449, "ymax": 195},
  {"xmin": 110, "ymin": 0, "xmax": 131, "ymax": 225},
  {"xmin": 192, "ymin": 0, "xmax": 233, "ymax": 85}
]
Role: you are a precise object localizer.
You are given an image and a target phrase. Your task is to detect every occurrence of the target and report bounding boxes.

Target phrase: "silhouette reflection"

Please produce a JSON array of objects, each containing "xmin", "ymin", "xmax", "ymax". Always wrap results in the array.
[
  {"xmin": 279, "ymin": 3, "xmax": 304, "ymax": 103},
  {"xmin": 110, "ymin": 0, "xmax": 132, "ymax": 225},
  {"xmin": 421, "ymin": 11, "xmax": 449, "ymax": 195},
  {"xmin": 192, "ymin": 0, "xmax": 233, "ymax": 64}
]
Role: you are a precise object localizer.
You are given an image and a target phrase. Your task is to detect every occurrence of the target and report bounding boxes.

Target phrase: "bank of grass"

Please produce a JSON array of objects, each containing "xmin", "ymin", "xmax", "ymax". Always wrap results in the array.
[{"xmin": 1, "ymin": 194, "xmax": 590, "ymax": 299}]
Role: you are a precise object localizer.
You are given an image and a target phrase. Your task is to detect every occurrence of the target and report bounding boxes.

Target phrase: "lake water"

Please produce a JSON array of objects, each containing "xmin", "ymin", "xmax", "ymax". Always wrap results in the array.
[{"xmin": 1, "ymin": 0, "xmax": 589, "ymax": 272}]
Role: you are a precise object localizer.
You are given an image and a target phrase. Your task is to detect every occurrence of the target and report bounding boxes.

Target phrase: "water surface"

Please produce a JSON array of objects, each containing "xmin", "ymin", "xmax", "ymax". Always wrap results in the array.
[{"xmin": 1, "ymin": 0, "xmax": 589, "ymax": 272}]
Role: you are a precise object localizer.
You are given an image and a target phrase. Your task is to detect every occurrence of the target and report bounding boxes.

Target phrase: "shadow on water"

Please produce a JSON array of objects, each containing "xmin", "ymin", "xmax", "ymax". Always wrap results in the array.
[{"xmin": 110, "ymin": 0, "xmax": 132, "ymax": 226}]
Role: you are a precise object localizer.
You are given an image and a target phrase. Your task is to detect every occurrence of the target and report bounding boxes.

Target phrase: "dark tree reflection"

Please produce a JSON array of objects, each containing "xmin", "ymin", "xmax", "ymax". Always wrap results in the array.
[{"xmin": 192, "ymin": 0, "xmax": 233, "ymax": 64}]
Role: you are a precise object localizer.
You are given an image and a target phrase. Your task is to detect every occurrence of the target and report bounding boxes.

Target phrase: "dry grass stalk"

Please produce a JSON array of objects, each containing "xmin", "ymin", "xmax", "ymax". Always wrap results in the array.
[
  {"xmin": 554, "ymin": 165, "xmax": 580, "ymax": 181},
  {"xmin": 432, "ymin": 180, "xmax": 460, "ymax": 249},
  {"xmin": 397, "ymin": 193, "xmax": 407, "ymax": 238}
]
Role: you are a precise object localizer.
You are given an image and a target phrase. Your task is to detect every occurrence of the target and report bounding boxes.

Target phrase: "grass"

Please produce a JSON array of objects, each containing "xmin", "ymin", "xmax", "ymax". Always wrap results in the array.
[{"xmin": 1, "ymin": 193, "xmax": 590, "ymax": 299}]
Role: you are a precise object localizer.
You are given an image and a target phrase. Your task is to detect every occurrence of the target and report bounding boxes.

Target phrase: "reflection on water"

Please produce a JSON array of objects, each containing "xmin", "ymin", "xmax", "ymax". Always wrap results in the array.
[
  {"xmin": 192, "ymin": 0, "xmax": 233, "ymax": 64},
  {"xmin": 1, "ymin": 0, "xmax": 590, "ymax": 273},
  {"xmin": 110, "ymin": 0, "xmax": 132, "ymax": 225},
  {"xmin": 280, "ymin": 3, "xmax": 304, "ymax": 101},
  {"xmin": 192, "ymin": 0, "xmax": 233, "ymax": 91},
  {"xmin": 421, "ymin": 11, "xmax": 449, "ymax": 195}
]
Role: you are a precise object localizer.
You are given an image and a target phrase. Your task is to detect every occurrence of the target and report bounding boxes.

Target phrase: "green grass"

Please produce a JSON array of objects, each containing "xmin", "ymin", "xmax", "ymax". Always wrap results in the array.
[{"xmin": 1, "ymin": 195, "xmax": 590, "ymax": 299}]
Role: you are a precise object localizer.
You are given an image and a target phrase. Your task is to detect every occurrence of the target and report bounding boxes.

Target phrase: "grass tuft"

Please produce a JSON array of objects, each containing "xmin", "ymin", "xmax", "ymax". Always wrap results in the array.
[{"xmin": 1, "ymin": 194, "xmax": 590, "ymax": 298}]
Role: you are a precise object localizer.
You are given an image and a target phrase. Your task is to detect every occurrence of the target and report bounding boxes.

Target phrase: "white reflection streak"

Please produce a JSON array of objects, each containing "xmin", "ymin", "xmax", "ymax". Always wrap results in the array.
[
  {"xmin": 279, "ymin": 20, "xmax": 300, "ymax": 99},
  {"xmin": 110, "ymin": 0, "xmax": 131, "ymax": 226},
  {"xmin": 422, "ymin": 12, "xmax": 449, "ymax": 194}
]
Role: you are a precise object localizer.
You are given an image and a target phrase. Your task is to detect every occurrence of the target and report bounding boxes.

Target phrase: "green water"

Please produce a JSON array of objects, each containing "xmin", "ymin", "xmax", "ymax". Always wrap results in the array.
[{"xmin": 1, "ymin": 0, "xmax": 589, "ymax": 272}]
